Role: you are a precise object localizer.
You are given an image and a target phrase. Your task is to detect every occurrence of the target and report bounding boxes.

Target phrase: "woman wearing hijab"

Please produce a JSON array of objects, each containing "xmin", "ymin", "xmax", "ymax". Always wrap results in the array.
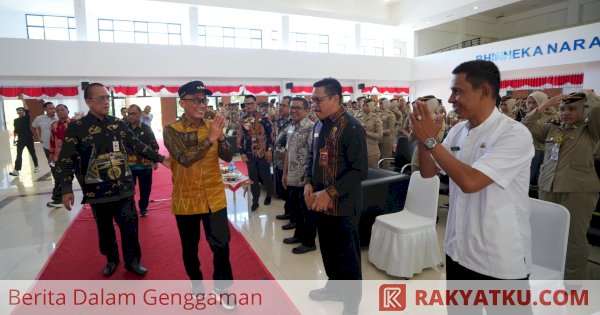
[
  {"xmin": 522, "ymin": 91, "xmax": 600, "ymax": 280},
  {"xmin": 359, "ymin": 99, "xmax": 383, "ymax": 168},
  {"xmin": 522, "ymin": 91, "xmax": 558, "ymax": 196},
  {"xmin": 499, "ymin": 95, "xmax": 516, "ymax": 119}
]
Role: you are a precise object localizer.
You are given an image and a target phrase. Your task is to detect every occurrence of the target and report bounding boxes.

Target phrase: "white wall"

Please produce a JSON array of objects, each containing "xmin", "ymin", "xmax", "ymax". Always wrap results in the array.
[{"xmin": 0, "ymin": 9, "xmax": 28, "ymax": 38}]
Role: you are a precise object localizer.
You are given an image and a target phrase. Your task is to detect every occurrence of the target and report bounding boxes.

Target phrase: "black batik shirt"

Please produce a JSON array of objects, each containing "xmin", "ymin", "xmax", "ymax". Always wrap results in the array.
[{"xmin": 55, "ymin": 113, "xmax": 164, "ymax": 204}]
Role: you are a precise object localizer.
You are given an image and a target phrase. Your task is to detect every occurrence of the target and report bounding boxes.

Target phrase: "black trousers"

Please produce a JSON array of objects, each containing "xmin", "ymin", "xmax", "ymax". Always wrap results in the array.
[
  {"xmin": 90, "ymin": 197, "xmax": 141, "ymax": 265},
  {"xmin": 317, "ymin": 213, "xmax": 362, "ymax": 312},
  {"xmin": 175, "ymin": 208, "xmax": 233, "ymax": 289},
  {"xmin": 246, "ymin": 157, "xmax": 273, "ymax": 203},
  {"xmin": 131, "ymin": 168, "xmax": 153, "ymax": 213},
  {"xmin": 14, "ymin": 140, "xmax": 39, "ymax": 170},
  {"xmin": 274, "ymin": 167, "xmax": 288, "ymax": 200},
  {"xmin": 290, "ymin": 186, "xmax": 317, "ymax": 246},
  {"xmin": 446, "ymin": 255, "xmax": 532, "ymax": 315},
  {"xmin": 50, "ymin": 166, "xmax": 61, "ymax": 202},
  {"xmin": 43, "ymin": 148, "xmax": 51, "ymax": 162}
]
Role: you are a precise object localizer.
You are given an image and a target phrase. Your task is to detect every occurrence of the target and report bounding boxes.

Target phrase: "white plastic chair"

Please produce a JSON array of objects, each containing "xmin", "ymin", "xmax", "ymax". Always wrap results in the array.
[
  {"xmin": 368, "ymin": 171, "xmax": 441, "ymax": 278},
  {"xmin": 529, "ymin": 198, "xmax": 570, "ymax": 280}
]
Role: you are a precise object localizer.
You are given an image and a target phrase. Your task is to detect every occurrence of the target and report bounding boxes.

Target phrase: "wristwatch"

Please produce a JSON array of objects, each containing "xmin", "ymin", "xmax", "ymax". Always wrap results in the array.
[{"xmin": 424, "ymin": 138, "xmax": 438, "ymax": 150}]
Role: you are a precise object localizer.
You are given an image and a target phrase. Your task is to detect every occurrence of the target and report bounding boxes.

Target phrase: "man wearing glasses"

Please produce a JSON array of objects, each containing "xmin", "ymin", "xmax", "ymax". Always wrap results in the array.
[
  {"xmin": 55, "ymin": 83, "xmax": 168, "ymax": 277},
  {"xmin": 304, "ymin": 78, "xmax": 368, "ymax": 315},
  {"xmin": 237, "ymin": 94, "xmax": 274, "ymax": 211},
  {"xmin": 163, "ymin": 81, "xmax": 235, "ymax": 309}
]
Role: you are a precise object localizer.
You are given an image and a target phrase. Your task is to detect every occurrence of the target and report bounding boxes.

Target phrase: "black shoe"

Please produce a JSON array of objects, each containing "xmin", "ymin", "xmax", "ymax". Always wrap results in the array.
[
  {"xmin": 283, "ymin": 237, "xmax": 301, "ymax": 244},
  {"xmin": 264, "ymin": 196, "xmax": 272, "ymax": 205},
  {"xmin": 276, "ymin": 213, "xmax": 291, "ymax": 220},
  {"xmin": 292, "ymin": 245, "xmax": 316, "ymax": 254},
  {"xmin": 282, "ymin": 222, "xmax": 296, "ymax": 230},
  {"xmin": 125, "ymin": 263, "xmax": 148, "ymax": 276},
  {"xmin": 103, "ymin": 260, "xmax": 119, "ymax": 277},
  {"xmin": 140, "ymin": 210, "xmax": 148, "ymax": 217},
  {"xmin": 308, "ymin": 288, "xmax": 343, "ymax": 301},
  {"xmin": 251, "ymin": 202, "xmax": 259, "ymax": 211}
]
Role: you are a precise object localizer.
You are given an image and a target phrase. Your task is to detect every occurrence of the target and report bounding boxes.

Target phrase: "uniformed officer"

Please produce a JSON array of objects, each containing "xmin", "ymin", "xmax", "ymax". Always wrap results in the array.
[
  {"xmin": 359, "ymin": 99, "xmax": 383, "ymax": 168},
  {"xmin": 377, "ymin": 98, "xmax": 396, "ymax": 169},
  {"xmin": 522, "ymin": 91, "xmax": 600, "ymax": 280}
]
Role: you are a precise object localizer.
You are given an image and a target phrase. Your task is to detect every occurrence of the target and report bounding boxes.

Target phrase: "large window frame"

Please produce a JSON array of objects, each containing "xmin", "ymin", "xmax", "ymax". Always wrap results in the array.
[
  {"xmin": 98, "ymin": 19, "xmax": 182, "ymax": 45},
  {"xmin": 289, "ymin": 32, "xmax": 329, "ymax": 53},
  {"xmin": 360, "ymin": 38, "xmax": 385, "ymax": 56},
  {"xmin": 198, "ymin": 25, "xmax": 262, "ymax": 49},
  {"xmin": 26, "ymin": 14, "xmax": 76, "ymax": 41}
]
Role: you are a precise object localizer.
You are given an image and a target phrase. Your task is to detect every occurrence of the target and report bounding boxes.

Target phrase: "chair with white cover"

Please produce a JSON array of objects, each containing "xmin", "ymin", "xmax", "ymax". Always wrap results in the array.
[
  {"xmin": 368, "ymin": 171, "xmax": 441, "ymax": 278},
  {"xmin": 529, "ymin": 198, "xmax": 570, "ymax": 280}
]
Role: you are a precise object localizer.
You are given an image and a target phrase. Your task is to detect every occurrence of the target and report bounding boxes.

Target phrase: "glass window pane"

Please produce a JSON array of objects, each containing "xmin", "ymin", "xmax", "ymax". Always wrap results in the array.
[
  {"xmin": 44, "ymin": 16, "xmax": 68, "ymax": 28},
  {"xmin": 206, "ymin": 26, "xmax": 222, "ymax": 36},
  {"xmin": 168, "ymin": 34, "xmax": 181, "ymax": 45},
  {"xmin": 198, "ymin": 25, "xmax": 206, "ymax": 35},
  {"xmin": 223, "ymin": 27, "xmax": 234, "ymax": 37},
  {"xmin": 297, "ymin": 42, "xmax": 306, "ymax": 51},
  {"xmin": 45, "ymin": 27, "xmax": 69, "ymax": 40},
  {"xmin": 206, "ymin": 36, "xmax": 223, "ymax": 47},
  {"xmin": 68, "ymin": 18, "xmax": 76, "ymax": 28},
  {"xmin": 135, "ymin": 32, "xmax": 149, "ymax": 44},
  {"xmin": 236, "ymin": 38, "xmax": 250, "ymax": 48},
  {"xmin": 320, "ymin": 35, "xmax": 328, "ymax": 44},
  {"xmin": 99, "ymin": 30, "xmax": 114, "ymax": 42},
  {"xmin": 114, "ymin": 30, "xmax": 134, "ymax": 43},
  {"xmin": 148, "ymin": 22, "xmax": 167, "ymax": 33},
  {"xmin": 224, "ymin": 37, "xmax": 235, "ymax": 48},
  {"xmin": 149, "ymin": 33, "xmax": 168, "ymax": 44},
  {"xmin": 27, "ymin": 15, "xmax": 44, "ymax": 26},
  {"xmin": 69, "ymin": 29, "xmax": 77, "ymax": 40},
  {"xmin": 251, "ymin": 38, "xmax": 262, "ymax": 49},
  {"xmin": 134, "ymin": 22, "xmax": 147, "ymax": 32},
  {"xmin": 168, "ymin": 24, "xmax": 180, "ymax": 34},
  {"xmin": 320, "ymin": 43, "xmax": 328, "ymax": 53},
  {"xmin": 28, "ymin": 27, "xmax": 45, "ymax": 39},
  {"xmin": 296, "ymin": 33, "xmax": 306, "ymax": 41},
  {"xmin": 236, "ymin": 28, "xmax": 250, "ymax": 39},
  {"xmin": 251, "ymin": 29, "xmax": 261, "ymax": 39},
  {"xmin": 98, "ymin": 19, "xmax": 113, "ymax": 30},
  {"xmin": 198, "ymin": 35, "xmax": 206, "ymax": 46},
  {"xmin": 113, "ymin": 20, "xmax": 133, "ymax": 31},
  {"xmin": 375, "ymin": 47, "xmax": 384, "ymax": 56},
  {"xmin": 289, "ymin": 33, "xmax": 296, "ymax": 42}
]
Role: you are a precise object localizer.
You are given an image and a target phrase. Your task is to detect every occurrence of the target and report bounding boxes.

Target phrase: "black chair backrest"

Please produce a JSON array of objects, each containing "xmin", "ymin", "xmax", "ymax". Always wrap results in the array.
[{"xmin": 395, "ymin": 136, "xmax": 416, "ymax": 167}]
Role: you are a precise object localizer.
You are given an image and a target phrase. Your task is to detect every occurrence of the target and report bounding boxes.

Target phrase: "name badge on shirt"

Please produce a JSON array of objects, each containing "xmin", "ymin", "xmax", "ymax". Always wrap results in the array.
[
  {"xmin": 319, "ymin": 148, "xmax": 328, "ymax": 167},
  {"xmin": 550, "ymin": 143, "xmax": 560, "ymax": 161},
  {"xmin": 288, "ymin": 127, "xmax": 294, "ymax": 134},
  {"xmin": 113, "ymin": 141, "xmax": 120, "ymax": 152},
  {"xmin": 314, "ymin": 132, "xmax": 319, "ymax": 138}
]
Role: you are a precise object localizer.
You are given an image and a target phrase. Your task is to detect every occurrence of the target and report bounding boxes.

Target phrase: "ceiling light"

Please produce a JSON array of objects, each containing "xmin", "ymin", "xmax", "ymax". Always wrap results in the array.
[
  {"xmin": 473, "ymin": 6, "xmax": 478, "ymax": 9},
  {"xmin": 426, "ymin": 21, "xmax": 430, "ymax": 24}
]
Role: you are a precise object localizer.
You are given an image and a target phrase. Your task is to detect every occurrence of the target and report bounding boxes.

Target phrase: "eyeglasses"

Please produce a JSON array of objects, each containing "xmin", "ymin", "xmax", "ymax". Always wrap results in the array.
[
  {"xmin": 127, "ymin": 112, "xmax": 138, "ymax": 116},
  {"xmin": 310, "ymin": 95, "xmax": 333, "ymax": 104},
  {"xmin": 16, "ymin": 110, "xmax": 24, "ymax": 113},
  {"xmin": 290, "ymin": 106, "xmax": 306, "ymax": 112},
  {"xmin": 86, "ymin": 96, "xmax": 110, "ymax": 102},
  {"xmin": 245, "ymin": 101, "xmax": 256, "ymax": 106},
  {"xmin": 181, "ymin": 98, "xmax": 208, "ymax": 105}
]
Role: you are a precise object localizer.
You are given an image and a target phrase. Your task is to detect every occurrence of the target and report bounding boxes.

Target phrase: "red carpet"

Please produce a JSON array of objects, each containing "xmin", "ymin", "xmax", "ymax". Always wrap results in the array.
[{"xmin": 37, "ymin": 143, "xmax": 267, "ymax": 281}]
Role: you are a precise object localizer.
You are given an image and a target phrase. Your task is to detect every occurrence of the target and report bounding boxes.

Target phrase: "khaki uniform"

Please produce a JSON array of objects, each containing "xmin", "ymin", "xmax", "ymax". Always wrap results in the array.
[
  {"xmin": 523, "ymin": 106, "xmax": 600, "ymax": 280},
  {"xmin": 409, "ymin": 121, "xmax": 445, "ymax": 172},
  {"xmin": 359, "ymin": 112, "xmax": 383, "ymax": 168},
  {"xmin": 378, "ymin": 109, "xmax": 396, "ymax": 169}
]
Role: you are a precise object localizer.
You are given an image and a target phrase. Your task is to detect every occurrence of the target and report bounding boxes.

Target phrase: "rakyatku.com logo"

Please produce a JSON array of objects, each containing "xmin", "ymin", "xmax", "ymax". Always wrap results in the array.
[{"xmin": 379, "ymin": 284, "xmax": 406, "ymax": 311}]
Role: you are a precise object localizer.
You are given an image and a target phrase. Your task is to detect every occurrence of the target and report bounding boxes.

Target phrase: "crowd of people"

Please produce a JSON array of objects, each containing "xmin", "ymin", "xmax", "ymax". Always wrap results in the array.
[{"xmin": 6, "ymin": 59, "xmax": 600, "ymax": 314}]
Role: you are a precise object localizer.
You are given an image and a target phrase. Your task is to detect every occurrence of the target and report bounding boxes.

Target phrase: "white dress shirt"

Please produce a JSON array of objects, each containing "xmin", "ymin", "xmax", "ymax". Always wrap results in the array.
[{"xmin": 439, "ymin": 108, "xmax": 534, "ymax": 279}]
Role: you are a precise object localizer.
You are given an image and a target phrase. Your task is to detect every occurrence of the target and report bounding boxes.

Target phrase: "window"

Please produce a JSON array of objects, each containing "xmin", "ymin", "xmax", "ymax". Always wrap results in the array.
[
  {"xmin": 98, "ymin": 19, "xmax": 181, "ymax": 45},
  {"xmin": 26, "ymin": 14, "xmax": 76, "ymax": 41},
  {"xmin": 198, "ymin": 25, "xmax": 262, "ymax": 49},
  {"xmin": 289, "ymin": 32, "xmax": 329, "ymax": 53},
  {"xmin": 361, "ymin": 38, "xmax": 385, "ymax": 56}
]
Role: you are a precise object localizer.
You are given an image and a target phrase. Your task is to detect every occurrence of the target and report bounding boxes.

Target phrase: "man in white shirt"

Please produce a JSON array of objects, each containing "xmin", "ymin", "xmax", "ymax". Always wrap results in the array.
[
  {"xmin": 410, "ymin": 60, "xmax": 534, "ymax": 313},
  {"xmin": 141, "ymin": 105, "xmax": 153, "ymax": 126},
  {"xmin": 32, "ymin": 101, "xmax": 58, "ymax": 162}
]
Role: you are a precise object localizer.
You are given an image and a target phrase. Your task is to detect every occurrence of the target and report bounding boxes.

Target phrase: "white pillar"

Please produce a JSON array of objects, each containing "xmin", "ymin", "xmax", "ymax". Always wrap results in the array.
[
  {"xmin": 457, "ymin": 19, "xmax": 466, "ymax": 44},
  {"xmin": 189, "ymin": 7, "xmax": 199, "ymax": 45},
  {"xmin": 354, "ymin": 23, "xmax": 361, "ymax": 54},
  {"xmin": 73, "ymin": 0, "xmax": 88, "ymax": 41},
  {"xmin": 282, "ymin": 15, "xmax": 289, "ymax": 50}
]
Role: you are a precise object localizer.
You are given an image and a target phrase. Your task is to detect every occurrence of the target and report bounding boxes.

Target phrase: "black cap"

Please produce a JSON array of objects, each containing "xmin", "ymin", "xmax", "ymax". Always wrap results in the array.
[{"xmin": 178, "ymin": 81, "xmax": 213, "ymax": 98}]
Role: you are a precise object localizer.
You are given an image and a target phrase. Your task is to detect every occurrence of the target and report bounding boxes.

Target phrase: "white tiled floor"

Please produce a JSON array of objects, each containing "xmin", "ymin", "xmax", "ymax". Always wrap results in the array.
[{"xmin": 1, "ymin": 143, "xmax": 598, "ymax": 282}]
